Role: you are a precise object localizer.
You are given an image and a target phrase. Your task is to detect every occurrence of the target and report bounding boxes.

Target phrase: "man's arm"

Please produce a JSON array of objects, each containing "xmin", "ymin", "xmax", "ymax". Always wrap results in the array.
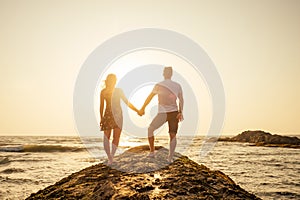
[
  {"xmin": 139, "ymin": 92, "xmax": 156, "ymax": 115},
  {"xmin": 178, "ymin": 90, "xmax": 184, "ymax": 113},
  {"xmin": 177, "ymin": 90, "xmax": 184, "ymax": 121}
]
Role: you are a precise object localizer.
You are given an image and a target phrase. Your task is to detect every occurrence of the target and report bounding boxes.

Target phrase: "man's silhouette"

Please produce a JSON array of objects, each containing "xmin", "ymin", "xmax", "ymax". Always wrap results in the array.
[{"xmin": 139, "ymin": 67, "xmax": 184, "ymax": 162}]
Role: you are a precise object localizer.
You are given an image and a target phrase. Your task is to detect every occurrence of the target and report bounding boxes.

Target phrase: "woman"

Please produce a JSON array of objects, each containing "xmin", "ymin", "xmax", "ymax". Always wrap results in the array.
[{"xmin": 100, "ymin": 74, "xmax": 139, "ymax": 165}]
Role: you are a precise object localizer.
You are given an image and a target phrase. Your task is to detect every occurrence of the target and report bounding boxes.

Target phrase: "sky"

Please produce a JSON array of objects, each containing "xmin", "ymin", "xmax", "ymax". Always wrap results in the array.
[{"xmin": 0, "ymin": 0, "xmax": 299, "ymax": 136}]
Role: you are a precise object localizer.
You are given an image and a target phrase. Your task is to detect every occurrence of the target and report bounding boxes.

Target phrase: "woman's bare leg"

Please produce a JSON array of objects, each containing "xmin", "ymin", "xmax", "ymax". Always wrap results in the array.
[
  {"xmin": 103, "ymin": 130, "xmax": 113, "ymax": 164},
  {"xmin": 111, "ymin": 128, "xmax": 121, "ymax": 161}
]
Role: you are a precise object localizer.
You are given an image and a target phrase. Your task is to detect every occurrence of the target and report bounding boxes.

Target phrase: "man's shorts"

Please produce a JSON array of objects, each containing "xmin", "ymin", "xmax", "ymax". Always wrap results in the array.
[{"xmin": 149, "ymin": 111, "xmax": 179, "ymax": 134}]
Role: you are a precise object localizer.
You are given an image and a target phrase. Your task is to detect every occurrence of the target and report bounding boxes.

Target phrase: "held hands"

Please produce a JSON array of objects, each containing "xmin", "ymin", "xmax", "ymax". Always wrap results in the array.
[{"xmin": 137, "ymin": 108, "xmax": 145, "ymax": 116}]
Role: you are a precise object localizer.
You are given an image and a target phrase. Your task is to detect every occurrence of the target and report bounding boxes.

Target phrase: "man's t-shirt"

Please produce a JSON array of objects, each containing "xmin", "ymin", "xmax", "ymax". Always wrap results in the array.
[{"xmin": 152, "ymin": 79, "xmax": 182, "ymax": 113}]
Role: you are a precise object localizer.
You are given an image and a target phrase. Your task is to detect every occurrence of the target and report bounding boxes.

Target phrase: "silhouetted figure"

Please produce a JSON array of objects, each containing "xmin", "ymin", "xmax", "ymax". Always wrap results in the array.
[
  {"xmin": 139, "ymin": 67, "xmax": 184, "ymax": 162},
  {"xmin": 100, "ymin": 74, "xmax": 139, "ymax": 165}
]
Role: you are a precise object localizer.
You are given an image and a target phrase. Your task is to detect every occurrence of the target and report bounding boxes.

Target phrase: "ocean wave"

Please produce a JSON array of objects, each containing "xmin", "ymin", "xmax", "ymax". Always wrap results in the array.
[
  {"xmin": 0, "ymin": 176, "xmax": 33, "ymax": 184},
  {"xmin": 0, "ymin": 145, "xmax": 86, "ymax": 153},
  {"xmin": 1, "ymin": 168, "xmax": 25, "ymax": 174},
  {"xmin": 275, "ymin": 191, "xmax": 300, "ymax": 198},
  {"xmin": 0, "ymin": 157, "xmax": 10, "ymax": 165}
]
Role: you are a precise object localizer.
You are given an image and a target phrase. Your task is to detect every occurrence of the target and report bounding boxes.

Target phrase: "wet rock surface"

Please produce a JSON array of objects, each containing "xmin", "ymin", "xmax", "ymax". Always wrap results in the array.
[
  {"xmin": 26, "ymin": 145, "xmax": 260, "ymax": 200},
  {"xmin": 219, "ymin": 130, "xmax": 300, "ymax": 148}
]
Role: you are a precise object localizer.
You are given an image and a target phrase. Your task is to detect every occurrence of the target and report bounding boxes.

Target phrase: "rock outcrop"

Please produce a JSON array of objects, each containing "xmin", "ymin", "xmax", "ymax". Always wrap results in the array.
[
  {"xmin": 26, "ymin": 145, "xmax": 260, "ymax": 200},
  {"xmin": 219, "ymin": 130, "xmax": 300, "ymax": 148}
]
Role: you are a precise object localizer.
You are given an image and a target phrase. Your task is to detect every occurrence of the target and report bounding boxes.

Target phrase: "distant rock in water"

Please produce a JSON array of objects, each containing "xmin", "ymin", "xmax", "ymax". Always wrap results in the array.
[
  {"xmin": 219, "ymin": 130, "xmax": 300, "ymax": 148},
  {"xmin": 26, "ymin": 145, "xmax": 260, "ymax": 200}
]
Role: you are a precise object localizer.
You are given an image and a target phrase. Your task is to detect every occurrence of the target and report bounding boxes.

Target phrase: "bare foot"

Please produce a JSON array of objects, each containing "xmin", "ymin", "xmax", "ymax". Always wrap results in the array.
[
  {"xmin": 167, "ymin": 156, "xmax": 174, "ymax": 163},
  {"xmin": 147, "ymin": 151, "xmax": 156, "ymax": 158},
  {"xmin": 107, "ymin": 155, "xmax": 113, "ymax": 166},
  {"xmin": 107, "ymin": 160, "xmax": 113, "ymax": 166}
]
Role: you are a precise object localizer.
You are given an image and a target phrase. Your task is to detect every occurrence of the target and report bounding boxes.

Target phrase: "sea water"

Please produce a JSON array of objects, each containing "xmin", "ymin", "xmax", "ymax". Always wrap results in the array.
[{"xmin": 0, "ymin": 135, "xmax": 299, "ymax": 200}]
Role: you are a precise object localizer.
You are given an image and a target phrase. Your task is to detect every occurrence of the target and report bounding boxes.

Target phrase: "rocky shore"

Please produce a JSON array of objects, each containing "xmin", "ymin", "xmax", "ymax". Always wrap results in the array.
[
  {"xmin": 219, "ymin": 130, "xmax": 300, "ymax": 148},
  {"xmin": 26, "ymin": 145, "xmax": 260, "ymax": 200}
]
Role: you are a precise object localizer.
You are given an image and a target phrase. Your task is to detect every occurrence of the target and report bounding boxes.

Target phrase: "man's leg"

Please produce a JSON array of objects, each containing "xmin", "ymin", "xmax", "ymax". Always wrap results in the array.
[
  {"xmin": 167, "ymin": 111, "xmax": 179, "ymax": 162},
  {"xmin": 148, "ymin": 126, "xmax": 155, "ymax": 154},
  {"xmin": 148, "ymin": 113, "xmax": 166, "ymax": 156},
  {"xmin": 168, "ymin": 132, "xmax": 177, "ymax": 162}
]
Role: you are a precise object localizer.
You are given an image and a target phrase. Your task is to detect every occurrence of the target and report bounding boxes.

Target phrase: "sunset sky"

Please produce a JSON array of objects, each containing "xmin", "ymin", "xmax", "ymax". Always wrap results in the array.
[{"xmin": 0, "ymin": 0, "xmax": 299, "ymax": 136}]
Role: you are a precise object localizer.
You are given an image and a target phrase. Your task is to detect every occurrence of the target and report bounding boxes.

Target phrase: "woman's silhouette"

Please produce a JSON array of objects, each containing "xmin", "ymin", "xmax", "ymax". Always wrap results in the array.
[{"xmin": 100, "ymin": 74, "xmax": 139, "ymax": 165}]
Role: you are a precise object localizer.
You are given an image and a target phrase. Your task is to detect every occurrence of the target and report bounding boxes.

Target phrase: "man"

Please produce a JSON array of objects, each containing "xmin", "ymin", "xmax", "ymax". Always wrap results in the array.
[{"xmin": 139, "ymin": 66, "xmax": 184, "ymax": 162}]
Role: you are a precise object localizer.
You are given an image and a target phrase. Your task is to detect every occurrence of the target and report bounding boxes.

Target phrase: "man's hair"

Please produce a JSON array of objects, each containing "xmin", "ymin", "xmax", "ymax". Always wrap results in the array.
[{"xmin": 164, "ymin": 66, "xmax": 173, "ymax": 78}]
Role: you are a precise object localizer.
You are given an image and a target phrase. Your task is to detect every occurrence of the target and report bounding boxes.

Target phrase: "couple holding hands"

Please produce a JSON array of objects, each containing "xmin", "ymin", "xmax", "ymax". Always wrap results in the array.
[{"xmin": 100, "ymin": 67, "xmax": 184, "ymax": 165}]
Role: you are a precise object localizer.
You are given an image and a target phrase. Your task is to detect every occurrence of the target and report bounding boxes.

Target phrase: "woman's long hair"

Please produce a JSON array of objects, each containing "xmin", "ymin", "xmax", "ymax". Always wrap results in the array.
[{"xmin": 105, "ymin": 74, "xmax": 117, "ymax": 91}]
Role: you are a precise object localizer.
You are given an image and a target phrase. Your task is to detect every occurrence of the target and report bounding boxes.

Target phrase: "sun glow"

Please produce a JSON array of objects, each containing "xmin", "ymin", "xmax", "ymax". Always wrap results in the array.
[
  {"xmin": 94, "ymin": 49, "xmax": 212, "ymax": 136},
  {"xmin": 127, "ymin": 84, "xmax": 158, "ymax": 128}
]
